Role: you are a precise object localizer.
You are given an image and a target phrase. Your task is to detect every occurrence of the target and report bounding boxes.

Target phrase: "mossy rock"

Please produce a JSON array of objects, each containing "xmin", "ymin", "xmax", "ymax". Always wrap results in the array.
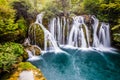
[
  {"xmin": 28, "ymin": 24, "xmax": 44, "ymax": 49},
  {"xmin": 22, "ymin": 50, "xmax": 29, "ymax": 61},
  {"xmin": 18, "ymin": 62, "xmax": 37, "ymax": 70},
  {"xmin": 1, "ymin": 62, "xmax": 46, "ymax": 80}
]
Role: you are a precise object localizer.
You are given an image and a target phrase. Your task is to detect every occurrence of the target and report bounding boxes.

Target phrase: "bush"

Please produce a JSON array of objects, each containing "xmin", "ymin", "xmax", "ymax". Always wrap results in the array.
[
  {"xmin": 0, "ymin": 42, "xmax": 26, "ymax": 72},
  {"xmin": 0, "ymin": 0, "xmax": 27, "ymax": 42}
]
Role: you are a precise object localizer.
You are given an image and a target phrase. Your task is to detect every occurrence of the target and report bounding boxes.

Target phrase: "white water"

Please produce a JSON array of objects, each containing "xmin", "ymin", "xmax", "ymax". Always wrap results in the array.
[
  {"xmin": 28, "ymin": 13, "xmax": 111, "ymax": 52},
  {"xmin": 26, "ymin": 50, "xmax": 34, "ymax": 58},
  {"xmin": 99, "ymin": 23, "xmax": 110, "ymax": 47},
  {"xmin": 29, "ymin": 13, "xmax": 62, "ymax": 53},
  {"xmin": 91, "ymin": 16, "xmax": 100, "ymax": 47}
]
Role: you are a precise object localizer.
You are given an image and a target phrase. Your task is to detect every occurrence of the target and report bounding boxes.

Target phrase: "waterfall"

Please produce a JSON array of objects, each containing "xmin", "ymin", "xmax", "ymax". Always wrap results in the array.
[
  {"xmin": 29, "ymin": 13, "xmax": 111, "ymax": 52},
  {"xmin": 29, "ymin": 13, "xmax": 61, "ymax": 52},
  {"xmin": 68, "ymin": 16, "xmax": 88, "ymax": 47},
  {"xmin": 49, "ymin": 16, "xmax": 89, "ymax": 48},
  {"xmin": 99, "ymin": 23, "xmax": 110, "ymax": 47},
  {"xmin": 49, "ymin": 15, "xmax": 111, "ymax": 49},
  {"xmin": 92, "ymin": 16, "xmax": 111, "ymax": 48},
  {"xmin": 91, "ymin": 16, "xmax": 100, "ymax": 47}
]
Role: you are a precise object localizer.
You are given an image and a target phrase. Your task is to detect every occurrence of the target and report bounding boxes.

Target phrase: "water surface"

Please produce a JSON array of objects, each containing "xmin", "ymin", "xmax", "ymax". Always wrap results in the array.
[{"xmin": 30, "ymin": 48, "xmax": 120, "ymax": 80}]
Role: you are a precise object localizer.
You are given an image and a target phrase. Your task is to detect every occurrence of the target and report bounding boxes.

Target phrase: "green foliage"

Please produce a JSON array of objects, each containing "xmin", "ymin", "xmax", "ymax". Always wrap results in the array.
[
  {"xmin": 98, "ymin": 3, "xmax": 120, "ymax": 23},
  {"xmin": 81, "ymin": 0, "xmax": 120, "ymax": 24},
  {"xmin": 0, "ymin": 0, "xmax": 27, "ymax": 42},
  {"xmin": 0, "ymin": 42, "xmax": 25, "ymax": 72},
  {"xmin": 70, "ymin": 0, "xmax": 85, "ymax": 15},
  {"xmin": 0, "ymin": 4, "xmax": 17, "ymax": 32},
  {"xmin": 43, "ymin": 1, "xmax": 60, "ymax": 18},
  {"xmin": 12, "ymin": 0, "xmax": 41, "ymax": 25},
  {"xmin": 0, "ymin": 52, "xmax": 16, "ymax": 72},
  {"xmin": 0, "ymin": 0, "xmax": 8, "ymax": 5},
  {"xmin": 42, "ymin": 0, "xmax": 70, "ymax": 19},
  {"xmin": 113, "ymin": 34, "xmax": 120, "ymax": 42},
  {"xmin": 112, "ymin": 24, "xmax": 120, "ymax": 31}
]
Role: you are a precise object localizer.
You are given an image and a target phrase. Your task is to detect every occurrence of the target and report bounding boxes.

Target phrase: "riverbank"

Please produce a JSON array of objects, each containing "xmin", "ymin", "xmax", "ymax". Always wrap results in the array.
[{"xmin": 1, "ymin": 62, "xmax": 46, "ymax": 80}]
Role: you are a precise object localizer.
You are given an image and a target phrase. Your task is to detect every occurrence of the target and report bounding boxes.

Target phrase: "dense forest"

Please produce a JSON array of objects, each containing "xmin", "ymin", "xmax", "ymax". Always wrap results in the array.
[{"xmin": 0, "ymin": 0, "xmax": 120, "ymax": 79}]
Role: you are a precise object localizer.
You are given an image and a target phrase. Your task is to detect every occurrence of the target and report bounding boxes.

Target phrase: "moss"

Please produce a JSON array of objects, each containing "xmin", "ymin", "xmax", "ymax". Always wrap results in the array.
[
  {"xmin": 22, "ymin": 50, "xmax": 28, "ymax": 61},
  {"xmin": 29, "ymin": 24, "xmax": 44, "ymax": 49},
  {"xmin": 1, "ymin": 62, "xmax": 46, "ymax": 80},
  {"xmin": 18, "ymin": 62, "xmax": 37, "ymax": 70}
]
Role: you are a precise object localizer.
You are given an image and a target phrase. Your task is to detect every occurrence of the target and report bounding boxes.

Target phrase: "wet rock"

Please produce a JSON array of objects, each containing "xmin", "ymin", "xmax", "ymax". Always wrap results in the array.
[
  {"xmin": 23, "ymin": 38, "xmax": 41, "ymax": 56},
  {"xmin": 25, "ymin": 45, "xmax": 41, "ymax": 56}
]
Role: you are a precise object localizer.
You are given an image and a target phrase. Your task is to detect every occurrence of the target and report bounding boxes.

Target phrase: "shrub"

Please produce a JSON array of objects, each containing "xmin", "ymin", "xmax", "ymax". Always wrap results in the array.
[
  {"xmin": 0, "ymin": 0, "xmax": 27, "ymax": 42},
  {"xmin": 0, "ymin": 42, "xmax": 26, "ymax": 72}
]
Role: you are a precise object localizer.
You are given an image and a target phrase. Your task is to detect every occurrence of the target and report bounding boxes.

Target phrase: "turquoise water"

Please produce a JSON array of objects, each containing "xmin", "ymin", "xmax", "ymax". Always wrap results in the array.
[{"xmin": 30, "ymin": 48, "xmax": 120, "ymax": 80}]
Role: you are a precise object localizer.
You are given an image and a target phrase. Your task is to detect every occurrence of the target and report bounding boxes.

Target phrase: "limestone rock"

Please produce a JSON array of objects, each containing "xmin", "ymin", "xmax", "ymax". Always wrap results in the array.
[
  {"xmin": 8, "ymin": 62, "xmax": 46, "ymax": 80},
  {"xmin": 23, "ymin": 38, "xmax": 41, "ymax": 56},
  {"xmin": 25, "ymin": 45, "xmax": 41, "ymax": 56}
]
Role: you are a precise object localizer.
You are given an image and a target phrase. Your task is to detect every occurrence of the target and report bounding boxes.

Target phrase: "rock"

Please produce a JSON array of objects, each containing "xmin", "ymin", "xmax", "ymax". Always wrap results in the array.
[
  {"xmin": 23, "ymin": 38, "xmax": 41, "ymax": 56},
  {"xmin": 25, "ymin": 45, "xmax": 41, "ymax": 56},
  {"xmin": 19, "ymin": 71, "xmax": 34, "ymax": 80},
  {"xmin": 33, "ymin": 45, "xmax": 41, "ymax": 56},
  {"xmin": 83, "ymin": 15, "xmax": 92, "ymax": 25},
  {"xmin": 23, "ymin": 38, "xmax": 31, "ymax": 47},
  {"xmin": 8, "ymin": 62, "xmax": 46, "ymax": 80}
]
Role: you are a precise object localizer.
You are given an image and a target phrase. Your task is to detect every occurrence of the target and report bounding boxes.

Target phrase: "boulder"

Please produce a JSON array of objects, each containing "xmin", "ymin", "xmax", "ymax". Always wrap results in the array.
[{"xmin": 23, "ymin": 38, "xmax": 41, "ymax": 56}]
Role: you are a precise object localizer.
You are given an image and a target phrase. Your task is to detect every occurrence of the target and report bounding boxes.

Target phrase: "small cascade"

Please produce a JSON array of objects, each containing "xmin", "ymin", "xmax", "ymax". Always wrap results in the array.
[
  {"xmin": 49, "ymin": 16, "xmax": 89, "ymax": 48},
  {"xmin": 49, "ymin": 17, "xmax": 70, "ymax": 45},
  {"xmin": 23, "ymin": 38, "xmax": 42, "ymax": 59},
  {"xmin": 92, "ymin": 16, "xmax": 111, "ymax": 48},
  {"xmin": 68, "ymin": 16, "xmax": 88, "ymax": 47},
  {"xmin": 29, "ymin": 13, "xmax": 61, "ymax": 52},
  {"xmin": 26, "ymin": 50, "xmax": 34, "ymax": 58},
  {"xmin": 91, "ymin": 16, "xmax": 100, "ymax": 47},
  {"xmin": 99, "ymin": 23, "xmax": 110, "ymax": 47}
]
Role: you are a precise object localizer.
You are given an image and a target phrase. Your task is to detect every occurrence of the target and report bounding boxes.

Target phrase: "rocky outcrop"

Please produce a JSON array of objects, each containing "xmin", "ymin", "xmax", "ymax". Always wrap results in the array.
[
  {"xmin": 23, "ymin": 38, "xmax": 41, "ymax": 56},
  {"xmin": 8, "ymin": 62, "xmax": 46, "ymax": 80},
  {"xmin": 25, "ymin": 45, "xmax": 41, "ymax": 56}
]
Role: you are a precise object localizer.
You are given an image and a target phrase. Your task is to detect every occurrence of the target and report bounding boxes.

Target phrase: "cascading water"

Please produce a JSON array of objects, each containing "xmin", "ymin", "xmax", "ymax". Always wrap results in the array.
[
  {"xmin": 28, "ymin": 13, "xmax": 120, "ymax": 80},
  {"xmin": 91, "ymin": 16, "xmax": 111, "ymax": 48},
  {"xmin": 49, "ymin": 15, "xmax": 111, "ymax": 49},
  {"xmin": 99, "ymin": 23, "xmax": 110, "ymax": 47},
  {"xmin": 29, "ymin": 13, "xmax": 61, "ymax": 52},
  {"xmin": 49, "ymin": 17, "xmax": 70, "ymax": 45},
  {"xmin": 29, "ymin": 13, "xmax": 111, "ymax": 52},
  {"xmin": 91, "ymin": 16, "xmax": 100, "ymax": 47},
  {"xmin": 68, "ymin": 16, "xmax": 88, "ymax": 48}
]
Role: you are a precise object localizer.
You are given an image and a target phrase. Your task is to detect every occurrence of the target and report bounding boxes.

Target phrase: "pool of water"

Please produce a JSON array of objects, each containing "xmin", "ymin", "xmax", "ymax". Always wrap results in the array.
[{"xmin": 30, "ymin": 48, "xmax": 120, "ymax": 80}]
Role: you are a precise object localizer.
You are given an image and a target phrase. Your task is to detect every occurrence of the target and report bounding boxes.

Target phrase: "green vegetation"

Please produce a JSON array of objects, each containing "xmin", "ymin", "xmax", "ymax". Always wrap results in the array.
[
  {"xmin": 0, "ymin": 0, "xmax": 120, "ymax": 78},
  {"xmin": 18, "ymin": 62, "xmax": 37, "ymax": 70},
  {"xmin": 43, "ymin": 0, "xmax": 120, "ymax": 48},
  {"xmin": 0, "ymin": 42, "xmax": 27, "ymax": 72},
  {"xmin": 0, "ymin": 62, "xmax": 46, "ymax": 80},
  {"xmin": 29, "ymin": 24, "xmax": 44, "ymax": 49},
  {"xmin": 0, "ymin": 0, "xmax": 27, "ymax": 42}
]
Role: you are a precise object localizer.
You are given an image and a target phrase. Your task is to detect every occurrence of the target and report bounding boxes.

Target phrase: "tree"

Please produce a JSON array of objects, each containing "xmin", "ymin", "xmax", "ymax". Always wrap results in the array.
[{"xmin": 0, "ymin": 0, "xmax": 27, "ymax": 42}]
